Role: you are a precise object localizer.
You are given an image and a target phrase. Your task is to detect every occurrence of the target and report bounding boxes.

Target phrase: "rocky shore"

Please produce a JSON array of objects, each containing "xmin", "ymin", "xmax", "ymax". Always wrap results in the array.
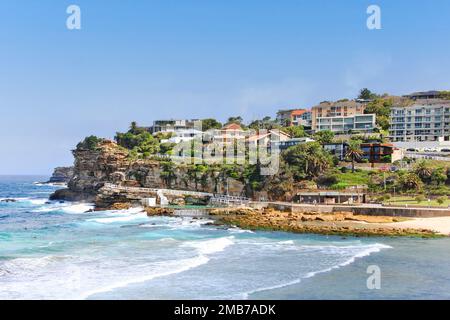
[
  {"xmin": 207, "ymin": 207, "xmax": 441, "ymax": 238},
  {"xmin": 46, "ymin": 166, "xmax": 74, "ymax": 184}
]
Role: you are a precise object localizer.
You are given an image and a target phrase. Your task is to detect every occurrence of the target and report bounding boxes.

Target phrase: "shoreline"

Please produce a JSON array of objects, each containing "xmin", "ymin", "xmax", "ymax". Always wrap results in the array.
[{"xmin": 205, "ymin": 207, "xmax": 446, "ymax": 238}]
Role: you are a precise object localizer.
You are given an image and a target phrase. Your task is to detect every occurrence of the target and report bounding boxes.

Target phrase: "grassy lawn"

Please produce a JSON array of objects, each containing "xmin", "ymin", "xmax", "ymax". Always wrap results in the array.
[
  {"xmin": 333, "ymin": 171, "xmax": 370, "ymax": 188},
  {"xmin": 383, "ymin": 196, "xmax": 450, "ymax": 207}
]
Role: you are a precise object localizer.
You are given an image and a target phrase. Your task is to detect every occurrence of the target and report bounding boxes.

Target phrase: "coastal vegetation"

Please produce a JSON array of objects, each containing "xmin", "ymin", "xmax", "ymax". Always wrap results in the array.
[{"xmin": 76, "ymin": 135, "xmax": 104, "ymax": 150}]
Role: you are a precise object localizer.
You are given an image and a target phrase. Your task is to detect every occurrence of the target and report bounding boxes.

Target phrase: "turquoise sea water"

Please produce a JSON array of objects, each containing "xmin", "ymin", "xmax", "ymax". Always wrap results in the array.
[{"xmin": 1, "ymin": 176, "xmax": 450, "ymax": 300}]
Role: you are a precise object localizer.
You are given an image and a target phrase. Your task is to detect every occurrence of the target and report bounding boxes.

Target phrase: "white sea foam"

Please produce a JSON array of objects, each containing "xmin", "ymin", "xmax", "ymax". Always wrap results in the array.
[
  {"xmin": 29, "ymin": 199, "xmax": 49, "ymax": 205},
  {"xmin": 62, "ymin": 203, "xmax": 95, "ymax": 214},
  {"xmin": 228, "ymin": 227, "xmax": 255, "ymax": 234},
  {"xmin": 1, "ymin": 255, "xmax": 73, "ymax": 273},
  {"xmin": 81, "ymin": 255, "xmax": 210, "ymax": 299},
  {"xmin": 0, "ymin": 197, "xmax": 30, "ymax": 202},
  {"xmin": 240, "ymin": 243, "xmax": 392, "ymax": 299},
  {"xmin": 87, "ymin": 207, "xmax": 146, "ymax": 224},
  {"xmin": 182, "ymin": 236, "xmax": 235, "ymax": 255},
  {"xmin": 89, "ymin": 213, "xmax": 147, "ymax": 224},
  {"xmin": 33, "ymin": 182, "xmax": 67, "ymax": 187}
]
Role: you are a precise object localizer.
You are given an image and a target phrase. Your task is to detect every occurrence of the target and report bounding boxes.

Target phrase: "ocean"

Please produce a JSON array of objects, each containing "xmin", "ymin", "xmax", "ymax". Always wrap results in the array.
[{"xmin": 1, "ymin": 175, "xmax": 450, "ymax": 300}]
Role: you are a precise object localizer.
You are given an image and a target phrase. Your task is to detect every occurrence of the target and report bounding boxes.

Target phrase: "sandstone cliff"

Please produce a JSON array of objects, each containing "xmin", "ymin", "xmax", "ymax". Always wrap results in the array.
[
  {"xmin": 50, "ymin": 140, "xmax": 247, "ymax": 203},
  {"xmin": 47, "ymin": 166, "xmax": 74, "ymax": 184}
]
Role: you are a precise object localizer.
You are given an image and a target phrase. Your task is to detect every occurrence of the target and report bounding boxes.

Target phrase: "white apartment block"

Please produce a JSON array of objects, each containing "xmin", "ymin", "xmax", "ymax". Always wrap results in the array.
[
  {"xmin": 389, "ymin": 101, "xmax": 450, "ymax": 142},
  {"xmin": 315, "ymin": 114, "xmax": 376, "ymax": 133}
]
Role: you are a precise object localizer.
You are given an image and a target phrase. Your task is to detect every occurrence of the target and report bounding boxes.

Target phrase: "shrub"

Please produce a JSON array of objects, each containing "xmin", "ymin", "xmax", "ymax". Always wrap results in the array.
[
  {"xmin": 436, "ymin": 196, "xmax": 447, "ymax": 205},
  {"xmin": 76, "ymin": 136, "xmax": 103, "ymax": 150},
  {"xmin": 415, "ymin": 195, "xmax": 426, "ymax": 203},
  {"xmin": 316, "ymin": 174, "xmax": 338, "ymax": 186}
]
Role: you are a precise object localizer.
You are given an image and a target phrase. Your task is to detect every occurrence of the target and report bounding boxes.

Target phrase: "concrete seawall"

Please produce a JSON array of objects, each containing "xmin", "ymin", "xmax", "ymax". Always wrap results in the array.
[{"xmin": 250, "ymin": 202, "xmax": 450, "ymax": 218}]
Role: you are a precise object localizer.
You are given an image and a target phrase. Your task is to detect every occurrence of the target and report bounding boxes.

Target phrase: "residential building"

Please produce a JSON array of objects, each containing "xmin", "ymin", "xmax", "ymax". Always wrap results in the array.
[
  {"xmin": 311, "ymin": 100, "xmax": 374, "ymax": 133},
  {"xmin": 295, "ymin": 110, "xmax": 312, "ymax": 128},
  {"xmin": 311, "ymin": 100, "xmax": 366, "ymax": 130},
  {"xmin": 389, "ymin": 100, "xmax": 450, "ymax": 142},
  {"xmin": 272, "ymin": 137, "xmax": 315, "ymax": 151},
  {"xmin": 276, "ymin": 109, "xmax": 308, "ymax": 126},
  {"xmin": 315, "ymin": 114, "xmax": 376, "ymax": 133},
  {"xmin": 360, "ymin": 143, "xmax": 404, "ymax": 163},
  {"xmin": 247, "ymin": 130, "xmax": 291, "ymax": 151},
  {"xmin": 149, "ymin": 119, "xmax": 199, "ymax": 134},
  {"xmin": 210, "ymin": 123, "xmax": 247, "ymax": 144},
  {"xmin": 160, "ymin": 128, "xmax": 203, "ymax": 144},
  {"xmin": 404, "ymin": 90, "xmax": 441, "ymax": 100},
  {"xmin": 323, "ymin": 142, "xmax": 349, "ymax": 160}
]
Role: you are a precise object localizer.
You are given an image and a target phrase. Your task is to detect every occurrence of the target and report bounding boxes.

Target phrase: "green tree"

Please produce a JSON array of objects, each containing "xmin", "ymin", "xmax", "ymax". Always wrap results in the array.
[
  {"xmin": 358, "ymin": 88, "xmax": 378, "ymax": 100},
  {"xmin": 439, "ymin": 91, "xmax": 450, "ymax": 100},
  {"xmin": 414, "ymin": 160, "xmax": 433, "ymax": 182},
  {"xmin": 282, "ymin": 142, "xmax": 334, "ymax": 179},
  {"xmin": 227, "ymin": 116, "xmax": 243, "ymax": 125},
  {"xmin": 345, "ymin": 140, "xmax": 363, "ymax": 173},
  {"xmin": 76, "ymin": 136, "xmax": 103, "ymax": 150},
  {"xmin": 159, "ymin": 142, "xmax": 176, "ymax": 155},
  {"xmin": 364, "ymin": 98, "xmax": 394, "ymax": 131},
  {"xmin": 313, "ymin": 130, "xmax": 335, "ymax": 145},
  {"xmin": 201, "ymin": 118, "xmax": 222, "ymax": 131},
  {"xmin": 399, "ymin": 173, "xmax": 424, "ymax": 191},
  {"xmin": 281, "ymin": 126, "xmax": 306, "ymax": 138},
  {"xmin": 248, "ymin": 117, "xmax": 281, "ymax": 131},
  {"xmin": 160, "ymin": 161, "xmax": 177, "ymax": 188},
  {"xmin": 431, "ymin": 167, "xmax": 447, "ymax": 186},
  {"xmin": 115, "ymin": 122, "xmax": 160, "ymax": 157},
  {"xmin": 437, "ymin": 196, "xmax": 447, "ymax": 205}
]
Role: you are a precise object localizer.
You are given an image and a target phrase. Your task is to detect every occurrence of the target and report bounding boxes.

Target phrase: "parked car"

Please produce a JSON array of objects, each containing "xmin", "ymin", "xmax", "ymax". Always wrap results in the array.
[
  {"xmin": 440, "ymin": 148, "xmax": 450, "ymax": 153},
  {"xmin": 406, "ymin": 148, "xmax": 418, "ymax": 152}
]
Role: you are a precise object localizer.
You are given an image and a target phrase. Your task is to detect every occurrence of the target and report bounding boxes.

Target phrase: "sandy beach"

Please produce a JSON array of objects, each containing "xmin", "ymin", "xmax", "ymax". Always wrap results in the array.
[{"xmin": 389, "ymin": 217, "xmax": 450, "ymax": 236}]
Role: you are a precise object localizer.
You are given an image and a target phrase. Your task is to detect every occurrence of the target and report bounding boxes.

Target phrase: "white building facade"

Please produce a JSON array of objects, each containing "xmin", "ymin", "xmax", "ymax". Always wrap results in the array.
[
  {"xmin": 389, "ymin": 101, "xmax": 450, "ymax": 142},
  {"xmin": 315, "ymin": 114, "xmax": 376, "ymax": 133}
]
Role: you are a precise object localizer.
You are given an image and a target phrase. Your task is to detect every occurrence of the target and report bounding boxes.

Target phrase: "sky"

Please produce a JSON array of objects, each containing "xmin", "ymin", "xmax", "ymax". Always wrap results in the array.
[{"xmin": 1, "ymin": 0, "xmax": 450, "ymax": 174}]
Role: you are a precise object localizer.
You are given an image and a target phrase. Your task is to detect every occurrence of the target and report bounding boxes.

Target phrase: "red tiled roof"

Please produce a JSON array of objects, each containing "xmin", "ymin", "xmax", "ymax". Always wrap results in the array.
[
  {"xmin": 222, "ymin": 123, "xmax": 243, "ymax": 130},
  {"xmin": 291, "ymin": 109, "xmax": 307, "ymax": 116}
]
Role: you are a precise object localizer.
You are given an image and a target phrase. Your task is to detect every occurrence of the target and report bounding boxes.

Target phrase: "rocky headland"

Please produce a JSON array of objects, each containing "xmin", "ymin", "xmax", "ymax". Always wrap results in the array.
[
  {"xmin": 49, "ymin": 140, "xmax": 446, "ymax": 238},
  {"xmin": 50, "ymin": 140, "xmax": 247, "ymax": 206}
]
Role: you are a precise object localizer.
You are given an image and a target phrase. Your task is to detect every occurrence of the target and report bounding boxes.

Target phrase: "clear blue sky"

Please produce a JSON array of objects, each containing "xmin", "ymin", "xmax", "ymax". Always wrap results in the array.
[{"xmin": 1, "ymin": 0, "xmax": 450, "ymax": 174}]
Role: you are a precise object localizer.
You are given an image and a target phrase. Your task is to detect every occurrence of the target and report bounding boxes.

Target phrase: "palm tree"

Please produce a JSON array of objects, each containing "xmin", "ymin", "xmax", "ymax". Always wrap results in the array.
[
  {"xmin": 399, "ymin": 173, "xmax": 423, "ymax": 191},
  {"xmin": 414, "ymin": 160, "xmax": 432, "ymax": 182},
  {"xmin": 160, "ymin": 161, "xmax": 176, "ymax": 188},
  {"xmin": 345, "ymin": 140, "xmax": 363, "ymax": 173}
]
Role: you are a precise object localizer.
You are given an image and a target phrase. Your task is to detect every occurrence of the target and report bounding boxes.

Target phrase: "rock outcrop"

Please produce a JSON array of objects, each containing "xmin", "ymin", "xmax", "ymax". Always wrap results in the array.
[
  {"xmin": 47, "ymin": 167, "xmax": 74, "ymax": 184},
  {"xmin": 214, "ymin": 207, "xmax": 440, "ymax": 237},
  {"xmin": 50, "ymin": 140, "xmax": 246, "ymax": 203}
]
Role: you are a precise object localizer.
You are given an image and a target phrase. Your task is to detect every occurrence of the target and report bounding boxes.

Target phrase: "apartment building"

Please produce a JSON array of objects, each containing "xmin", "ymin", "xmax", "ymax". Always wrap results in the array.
[
  {"xmin": 148, "ymin": 119, "xmax": 199, "ymax": 134},
  {"xmin": 276, "ymin": 109, "xmax": 309, "ymax": 126},
  {"xmin": 404, "ymin": 90, "xmax": 442, "ymax": 100},
  {"xmin": 389, "ymin": 100, "xmax": 450, "ymax": 142},
  {"xmin": 311, "ymin": 100, "xmax": 373, "ymax": 133},
  {"xmin": 295, "ymin": 110, "xmax": 312, "ymax": 128},
  {"xmin": 315, "ymin": 114, "xmax": 375, "ymax": 133}
]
